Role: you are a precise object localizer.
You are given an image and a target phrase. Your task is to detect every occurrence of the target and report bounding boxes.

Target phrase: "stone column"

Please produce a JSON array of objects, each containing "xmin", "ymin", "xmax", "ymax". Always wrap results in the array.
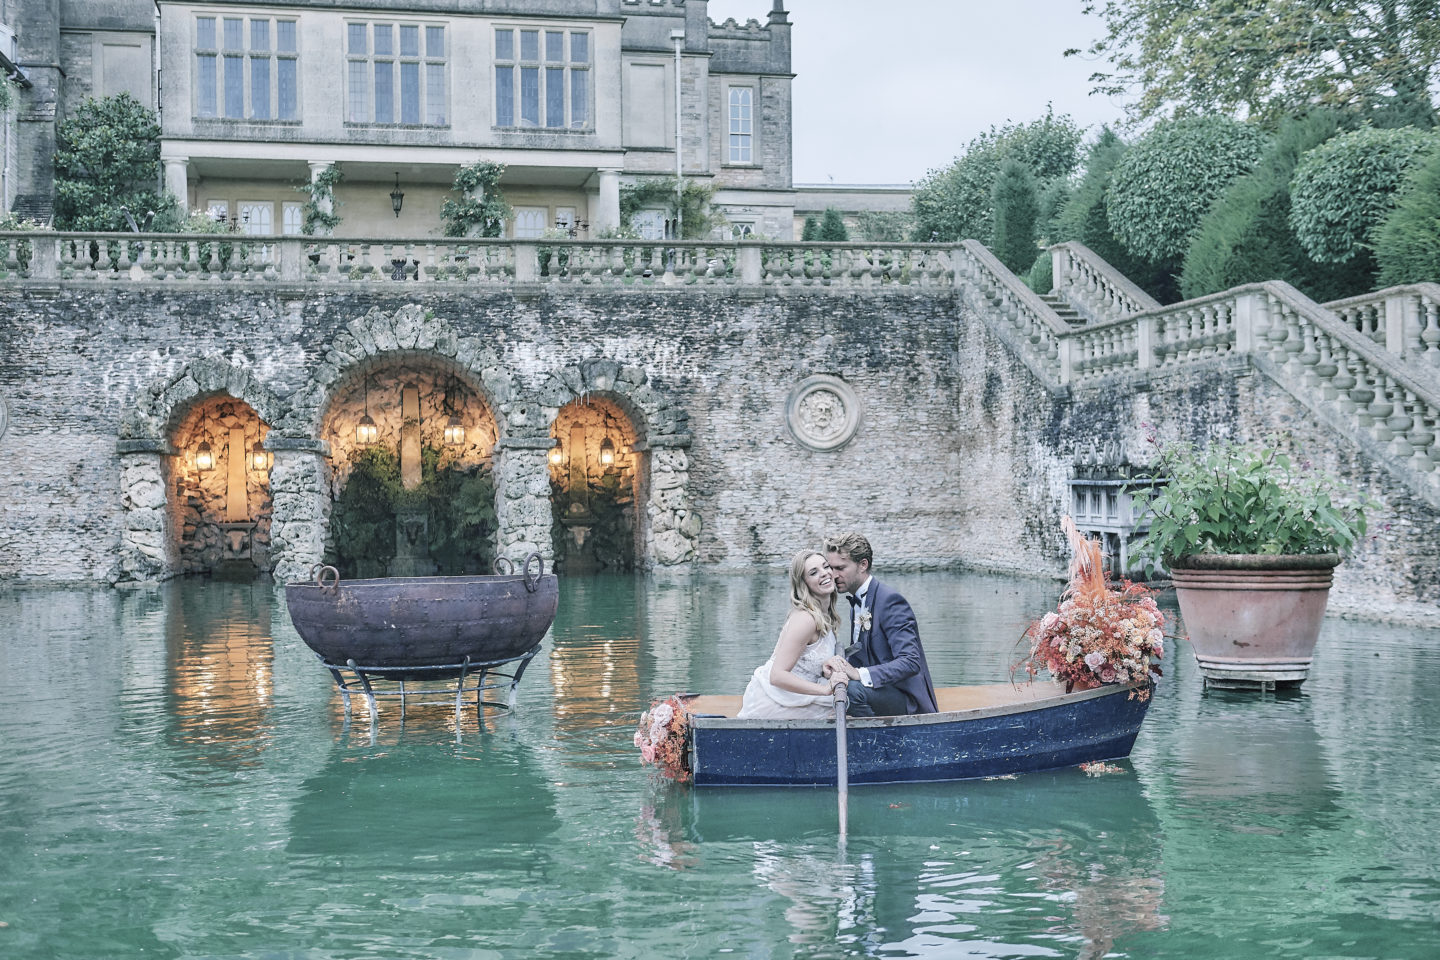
[
  {"xmin": 162, "ymin": 156, "xmax": 190, "ymax": 212},
  {"xmin": 639, "ymin": 438, "xmax": 699, "ymax": 569},
  {"xmin": 494, "ymin": 437, "xmax": 556, "ymax": 568},
  {"xmin": 115, "ymin": 440, "xmax": 176, "ymax": 584},
  {"xmin": 266, "ymin": 437, "xmax": 331, "ymax": 585},
  {"xmin": 595, "ymin": 168, "xmax": 622, "ymax": 233},
  {"xmin": 307, "ymin": 160, "xmax": 337, "ymax": 236}
]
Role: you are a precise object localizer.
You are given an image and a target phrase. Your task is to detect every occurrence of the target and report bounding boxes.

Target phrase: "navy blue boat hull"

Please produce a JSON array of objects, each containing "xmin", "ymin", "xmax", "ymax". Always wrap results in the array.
[{"xmin": 689, "ymin": 683, "xmax": 1150, "ymax": 787}]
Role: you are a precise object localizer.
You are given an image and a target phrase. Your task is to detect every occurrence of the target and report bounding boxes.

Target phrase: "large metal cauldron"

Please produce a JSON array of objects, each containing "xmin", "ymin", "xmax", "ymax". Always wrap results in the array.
[{"xmin": 285, "ymin": 554, "xmax": 558, "ymax": 674}]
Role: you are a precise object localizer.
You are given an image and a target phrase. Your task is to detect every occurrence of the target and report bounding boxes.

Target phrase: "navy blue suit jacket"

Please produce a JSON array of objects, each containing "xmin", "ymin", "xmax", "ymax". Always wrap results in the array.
[{"xmin": 846, "ymin": 577, "xmax": 939, "ymax": 714}]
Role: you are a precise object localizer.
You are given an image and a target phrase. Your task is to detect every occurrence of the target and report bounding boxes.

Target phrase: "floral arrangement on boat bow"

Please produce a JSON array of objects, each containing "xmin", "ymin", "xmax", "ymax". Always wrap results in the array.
[
  {"xmin": 635, "ymin": 695, "xmax": 693, "ymax": 782},
  {"xmin": 1021, "ymin": 518, "xmax": 1166, "ymax": 701}
]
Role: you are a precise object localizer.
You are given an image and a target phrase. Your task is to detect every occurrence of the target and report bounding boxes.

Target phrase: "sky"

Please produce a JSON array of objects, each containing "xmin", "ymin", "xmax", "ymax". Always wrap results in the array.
[{"xmin": 705, "ymin": 0, "xmax": 1133, "ymax": 185}]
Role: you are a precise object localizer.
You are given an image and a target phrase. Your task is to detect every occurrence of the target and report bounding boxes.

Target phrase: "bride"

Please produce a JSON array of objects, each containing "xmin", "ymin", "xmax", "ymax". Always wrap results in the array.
[{"xmin": 737, "ymin": 550, "xmax": 846, "ymax": 719}]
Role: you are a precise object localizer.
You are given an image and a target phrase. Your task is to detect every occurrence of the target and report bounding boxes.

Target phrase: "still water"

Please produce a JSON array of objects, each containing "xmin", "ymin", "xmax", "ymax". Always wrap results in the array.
[{"xmin": 0, "ymin": 572, "xmax": 1436, "ymax": 959}]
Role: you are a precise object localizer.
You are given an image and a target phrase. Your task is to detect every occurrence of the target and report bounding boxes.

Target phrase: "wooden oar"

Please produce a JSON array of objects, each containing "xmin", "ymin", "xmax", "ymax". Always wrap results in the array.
[{"xmin": 832, "ymin": 677, "xmax": 850, "ymax": 842}]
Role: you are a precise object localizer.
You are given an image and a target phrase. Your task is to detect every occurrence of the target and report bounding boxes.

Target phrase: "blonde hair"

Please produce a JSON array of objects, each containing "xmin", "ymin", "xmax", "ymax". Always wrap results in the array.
[
  {"xmin": 789, "ymin": 550, "xmax": 839, "ymax": 637},
  {"xmin": 823, "ymin": 531, "xmax": 873, "ymax": 570}
]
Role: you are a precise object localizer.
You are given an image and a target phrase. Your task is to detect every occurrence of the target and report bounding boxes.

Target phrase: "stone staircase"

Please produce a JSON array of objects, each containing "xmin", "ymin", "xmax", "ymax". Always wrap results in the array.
[{"xmin": 1039, "ymin": 292, "xmax": 1084, "ymax": 326}]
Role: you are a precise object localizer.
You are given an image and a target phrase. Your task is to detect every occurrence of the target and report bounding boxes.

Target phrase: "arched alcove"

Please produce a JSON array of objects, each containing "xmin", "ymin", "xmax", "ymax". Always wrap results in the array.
[
  {"xmin": 318, "ymin": 358, "xmax": 500, "ymax": 578},
  {"xmin": 549, "ymin": 395, "xmax": 641, "ymax": 572},
  {"xmin": 166, "ymin": 394, "xmax": 273, "ymax": 577}
]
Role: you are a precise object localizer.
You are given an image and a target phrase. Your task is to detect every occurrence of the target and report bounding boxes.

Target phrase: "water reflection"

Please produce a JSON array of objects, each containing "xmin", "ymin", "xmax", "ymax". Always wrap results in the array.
[{"xmin": 162, "ymin": 580, "xmax": 275, "ymax": 768}]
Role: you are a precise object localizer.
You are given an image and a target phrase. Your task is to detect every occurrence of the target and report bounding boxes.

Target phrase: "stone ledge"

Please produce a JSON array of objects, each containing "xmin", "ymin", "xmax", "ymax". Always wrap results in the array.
[
  {"xmin": 495, "ymin": 436, "xmax": 558, "ymax": 450},
  {"xmin": 265, "ymin": 436, "xmax": 331, "ymax": 455},
  {"xmin": 116, "ymin": 439, "xmax": 174, "ymax": 455},
  {"xmin": 632, "ymin": 435, "xmax": 692, "ymax": 451}
]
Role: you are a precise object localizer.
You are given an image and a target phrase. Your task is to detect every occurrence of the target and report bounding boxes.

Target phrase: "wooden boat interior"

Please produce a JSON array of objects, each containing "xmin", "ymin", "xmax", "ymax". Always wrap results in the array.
[{"xmin": 685, "ymin": 680, "xmax": 1070, "ymax": 719}]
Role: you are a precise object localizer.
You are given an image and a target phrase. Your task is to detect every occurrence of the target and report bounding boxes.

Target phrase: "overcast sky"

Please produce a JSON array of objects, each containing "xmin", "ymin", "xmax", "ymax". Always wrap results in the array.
[{"xmin": 705, "ymin": 0, "xmax": 1132, "ymax": 185}]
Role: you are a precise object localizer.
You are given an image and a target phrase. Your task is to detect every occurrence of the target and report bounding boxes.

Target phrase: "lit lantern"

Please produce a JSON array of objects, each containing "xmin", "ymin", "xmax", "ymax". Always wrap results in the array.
[
  {"xmin": 251, "ymin": 442, "xmax": 272, "ymax": 471},
  {"xmin": 599, "ymin": 437, "xmax": 616, "ymax": 466},
  {"xmin": 356, "ymin": 414, "xmax": 378, "ymax": 446},
  {"xmin": 195, "ymin": 441, "xmax": 215, "ymax": 471},
  {"xmin": 549, "ymin": 444, "xmax": 563, "ymax": 465},
  {"xmin": 444, "ymin": 414, "xmax": 465, "ymax": 446}
]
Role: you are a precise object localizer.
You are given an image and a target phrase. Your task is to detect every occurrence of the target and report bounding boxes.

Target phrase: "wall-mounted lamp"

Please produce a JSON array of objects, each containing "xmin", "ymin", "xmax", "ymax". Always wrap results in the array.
[
  {"xmin": 599, "ymin": 436, "xmax": 615, "ymax": 466},
  {"xmin": 389, "ymin": 172, "xmax": 405, "ymax": 217},
  {"xmin": 251, "ymin": 442, "xmax": 273, "ymax": 471},
  {"xmin": 549, "ymin": 443, "xmax": 563, "ymax": 466},
  {"xmin": 443, "ymin": 374, "xmax": 465, "ymax": 446},
  {"xmin": 196, "ymin": 441, "xmax": 215, "ymax": 471},
  {"xmin": 357, "ymin": 375, "xmax": 378, "ymax": 445}
]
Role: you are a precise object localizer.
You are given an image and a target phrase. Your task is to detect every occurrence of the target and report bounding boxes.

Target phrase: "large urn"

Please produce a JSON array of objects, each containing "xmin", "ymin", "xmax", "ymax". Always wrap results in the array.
[{"xmin": 1169, "ymin": 553, "xmax": 1340, "ymax": 688}]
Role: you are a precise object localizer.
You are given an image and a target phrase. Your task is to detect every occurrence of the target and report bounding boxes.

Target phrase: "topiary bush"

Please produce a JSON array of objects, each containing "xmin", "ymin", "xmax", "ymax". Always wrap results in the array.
[
  {"xmin": 1374, "ymin": 145, "xmax": 1440, "ymax": 287},
  {"xmin": 1025, "ymin": 250, "xmax": 1053, "ymax": 295},
  {"xmin": 1180, "ymin": 110, "xmax": 1371, "ymax": 301},
  {"xmin": 990, "ymin": 158, "xmax": 1039, "ymax": 274},
  {"xmin": 1106, "ymin": 115, "xmax": 1268, "ymax": 265},
  {"xmin": 817, "ymin": 207, "xmax": 849, "ymax": 241},
  {"xmin": 1289, "ymin": 125, "xmax": 1439, "ymax": 264}
]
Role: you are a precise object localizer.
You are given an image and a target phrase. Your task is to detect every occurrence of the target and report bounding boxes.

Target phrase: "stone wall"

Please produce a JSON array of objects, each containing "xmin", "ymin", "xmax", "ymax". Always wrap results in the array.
[{"xmin": 0, "ymin": 280, "xmax": 1435, "ymax": 622}]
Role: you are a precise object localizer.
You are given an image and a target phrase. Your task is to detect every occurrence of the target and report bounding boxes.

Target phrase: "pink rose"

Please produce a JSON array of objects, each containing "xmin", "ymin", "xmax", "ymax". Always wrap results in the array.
[
  {"xmin": 640, "ymin": 743, "xmax": 656, "ymax": 764},
  {"xmin": 1100, "ymin": 666, "xmax": 1117, "ymax": 683},
  {"xmin": 1084, "ymin": 651, "xmax": 1107, "ymax": 672}
]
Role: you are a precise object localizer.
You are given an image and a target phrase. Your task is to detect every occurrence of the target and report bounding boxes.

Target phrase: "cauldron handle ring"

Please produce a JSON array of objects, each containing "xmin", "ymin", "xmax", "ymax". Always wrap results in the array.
[
  {"xmin": 314, "ymin": 564, "xmax": 341, "ymax": 591},
  {"xmin": 522, "ymin": 551, "xmax": 544, "ymax": 593},
  {"xmin": 493, "ymin": 557, "xmax": 515, "ymax": 576}
]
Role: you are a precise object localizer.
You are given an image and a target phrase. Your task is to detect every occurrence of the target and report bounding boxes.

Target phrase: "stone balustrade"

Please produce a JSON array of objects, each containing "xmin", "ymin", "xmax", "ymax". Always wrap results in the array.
[
  {"xmin": 954, "ymin": 240, "xmax": 1067, "ymax": 384},
  {"xmin": 1323, "ymin": 284, "xmax": 1440, "ymax": 376},
  {"xmin": 0, "ymin": 232, "xmax": 954, "ymax": 290},
  {"xmin": 1049, "ymin": 241, "xmax": 1161, "ymax": 325}
]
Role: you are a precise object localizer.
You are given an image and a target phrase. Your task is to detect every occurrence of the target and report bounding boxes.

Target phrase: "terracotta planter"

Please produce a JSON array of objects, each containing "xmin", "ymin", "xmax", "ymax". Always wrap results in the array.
[{"xmin": 1169, "ymin": 554, "xmax": 1340, "ymax": 687}]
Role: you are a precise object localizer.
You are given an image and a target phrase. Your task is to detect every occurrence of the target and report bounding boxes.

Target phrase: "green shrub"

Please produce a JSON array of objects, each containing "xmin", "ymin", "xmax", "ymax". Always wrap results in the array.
[
  {"xmin": 1290, "ymin": 125, "xmax": 1439, "ymax": 264},
  {"xmin": 440, "ymin": 160, "xmax": 510, "ymax": 238},
  {"xmin": 1053, "ymin": 128, "xmax": 1177, "ymax": 302},
  {"xmin": 1106, "ymin": 115, "xmax": 1268, "ymax": 264},
  {"xmin": 800, "ymin": 216, "xmax": 819, "ymax": 241},
  {"xmin": 817, "ymin": 207, "xmax": 849, "ymax": 242},
  {"xmin": 1025, "ymin": 250, "xmax": 1053, "ymax": 295},
  {"xmin": 1180, "ymin": 110, "xmax": 1370, "ymax": 301},
  {"xmin": 990, "ymin": 159, "xmax": 1039, "ymax": 274},
  {"xmin": 1374, "ymin": 146, "xmax": 1440, "ymax": 286},
  {"xmin": 53, "ymin": 93, "xmax": 173, "ymax": 232},
  {"xmin": 910, "ymin": 108, "xmax": 1082, "ymax": 243}
]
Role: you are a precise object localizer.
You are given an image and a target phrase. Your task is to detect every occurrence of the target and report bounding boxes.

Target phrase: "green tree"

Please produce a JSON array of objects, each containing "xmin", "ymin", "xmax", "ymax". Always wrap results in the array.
[
  {"xmin": 1074, "ymin": 0, "xmax": 1440, "ymax": 127},
  {"xmin": 1374, "ymin": 145, "xmax": 1440, "ymax": 285},
  {"xmin": 817, "ymin": 207, "xmax": 849, "ymax": 241},
  {"xmin": 800, "ymin": 216, "xmax": 819, "ymax": 241},
  {"xmin": 990, "ymin": 159, "xmax": 1040, "ymax": 274},
  {"xmin": 1290, "ymin": 125, "xmax": 1438, "ymax": 264},
  {"xmin": 1106, "ymin": 115, "xmax": 1268, "ymax": 265},
  {"xmin": 1181, "ymin": 110, "xmax": 1370, "ymax": 300},
  {"xmin": 910, "ymin": 108, "xmax": 1083, "ymax": 243},
  {"xmin": 53, "ymin": 93, "xmax": 173, "ymax": 231},
  {"xmin": 1054, "ymin": 128, "xmax": 1162, "ymax": 287},
  {"xmin": 440, "ymin": 161, "xmax": 510, "ymax": 238}
]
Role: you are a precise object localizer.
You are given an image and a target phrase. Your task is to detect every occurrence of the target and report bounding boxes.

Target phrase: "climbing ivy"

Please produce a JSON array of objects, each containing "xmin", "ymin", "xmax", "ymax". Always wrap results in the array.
[
  {"xmin": 298, "ymin": 164, "xmax": 344, "ymax": 236},
  {"xmin": 327, "ymin": 445, "xmax": 496, "ymax": 578},
  {"xmin": 618, "ymin": 178, "xmax": 722, "ymax": 239},
  {"xmin": 441, "ymin": 161, "xmax": 511, "ymax": 238}
]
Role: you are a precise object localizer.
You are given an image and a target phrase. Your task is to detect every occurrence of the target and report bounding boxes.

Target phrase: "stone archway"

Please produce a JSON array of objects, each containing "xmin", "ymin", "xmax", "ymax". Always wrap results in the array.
[
  {"xmin": 536, "ymin": 359, "xmax": 698, "ymax": 569},
  {"xmin": 265, "ymin": 304, "xmax": 523, "ymax": 585},
  {"xmin": 115, "ymin": 357, "xmax": 284, "ymax": 584}
]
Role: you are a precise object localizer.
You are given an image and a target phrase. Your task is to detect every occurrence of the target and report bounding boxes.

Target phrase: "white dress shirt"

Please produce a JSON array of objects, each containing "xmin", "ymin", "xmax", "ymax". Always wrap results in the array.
[{"xmin": 851, "ymin": 576, "xmax": 875, "ymax": 688}]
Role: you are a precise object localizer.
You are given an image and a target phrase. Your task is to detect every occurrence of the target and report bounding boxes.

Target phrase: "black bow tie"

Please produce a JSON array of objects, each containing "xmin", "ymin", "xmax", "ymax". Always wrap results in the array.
[{"xmin": 847, "ymin": 594, "xmax": 861, "ymax": 608}]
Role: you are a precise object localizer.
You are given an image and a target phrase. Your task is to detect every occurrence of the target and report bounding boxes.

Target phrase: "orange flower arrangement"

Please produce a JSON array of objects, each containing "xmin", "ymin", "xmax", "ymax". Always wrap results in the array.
[
  {"xmin": 1021, "ymin": 517, "xmax": 1166, "ymax": 701},
  {"xmin": 635, "ymin": 695, "xmax": 693, "ymax": 782}
]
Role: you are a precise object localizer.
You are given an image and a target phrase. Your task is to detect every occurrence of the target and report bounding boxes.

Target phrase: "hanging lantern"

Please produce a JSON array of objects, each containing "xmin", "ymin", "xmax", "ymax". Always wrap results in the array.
[
  {"xmin": 195, "ymin": 441, "xmax": 215, "ymax": 471},
  {"xmin": 599, "ymin": 436, "xmax": 615, "ymax": 466},
  {"xmin": 251, "ymin": 442, "xmax": 272, "ymax": 471},
  {"xmin": 444, "ymin": 414, "xmax": 465, "ymax": 446},
  {"xmin": 356, "ymin": 414, "xmax": 378, "ymax": 446},
  {"xmin": 549, "ymin": 443, "xmax": 563, "ymax": 466}
]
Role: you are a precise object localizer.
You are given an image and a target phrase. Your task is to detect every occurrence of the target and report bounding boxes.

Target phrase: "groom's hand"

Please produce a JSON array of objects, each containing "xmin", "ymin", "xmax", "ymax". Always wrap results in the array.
[{"xmin": 824, "ymin": 656, "xmax": 859, "ymax": 682}]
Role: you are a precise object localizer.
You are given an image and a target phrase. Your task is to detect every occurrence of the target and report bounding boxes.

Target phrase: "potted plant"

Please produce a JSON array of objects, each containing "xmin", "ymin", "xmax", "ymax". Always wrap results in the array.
[{"xmin": 1131, "ymin": 437, "xmax": 1373, "ymax": 688}]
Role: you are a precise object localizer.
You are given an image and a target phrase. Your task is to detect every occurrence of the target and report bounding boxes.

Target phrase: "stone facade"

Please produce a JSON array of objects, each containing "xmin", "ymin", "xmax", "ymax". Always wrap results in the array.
[{"xmin": 0, "ymin": 249, "xmax": 1436, "ymax": 624}]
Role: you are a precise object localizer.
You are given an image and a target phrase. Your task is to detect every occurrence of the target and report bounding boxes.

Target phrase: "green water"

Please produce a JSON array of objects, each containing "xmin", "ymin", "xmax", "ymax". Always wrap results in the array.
[{"xmin": 0, "ymin": 572, "xmax": 1436, "ymax": 959}]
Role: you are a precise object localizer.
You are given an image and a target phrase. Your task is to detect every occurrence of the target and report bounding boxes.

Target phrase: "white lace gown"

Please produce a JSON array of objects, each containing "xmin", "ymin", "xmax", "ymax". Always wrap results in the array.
[{"xmin": 737, "ymin": 630, "xmax": 839, "ymax": 719}]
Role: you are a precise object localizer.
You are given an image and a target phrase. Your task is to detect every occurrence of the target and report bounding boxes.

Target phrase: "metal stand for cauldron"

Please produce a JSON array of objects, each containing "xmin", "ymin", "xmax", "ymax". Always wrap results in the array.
[{"xmin": 318, "ymin": 646, "xmax": 540, "ymax": 725}]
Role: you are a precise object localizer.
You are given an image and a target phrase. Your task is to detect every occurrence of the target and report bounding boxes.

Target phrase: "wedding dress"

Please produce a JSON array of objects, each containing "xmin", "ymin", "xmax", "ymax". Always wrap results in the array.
[{"xmin": 737, "ymin": 630, "xmax": 839, "ymax": 719}]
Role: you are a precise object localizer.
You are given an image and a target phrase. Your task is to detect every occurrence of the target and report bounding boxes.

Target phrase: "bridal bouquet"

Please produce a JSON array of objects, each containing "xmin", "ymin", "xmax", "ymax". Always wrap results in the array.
[
  {"xmin": 1022, "ymin": 518, "xmax": 1166, "ymax": 701},
  {"xmin": 635, "ymin": 695, "xmax": 693, "ymax": 782}
]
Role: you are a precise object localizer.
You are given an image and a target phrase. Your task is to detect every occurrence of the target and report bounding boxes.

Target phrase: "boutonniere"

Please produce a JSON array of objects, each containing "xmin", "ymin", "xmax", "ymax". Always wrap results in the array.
[{"xmin": 858, "ymin": 610, "xmax": 872, "ymax": 632}]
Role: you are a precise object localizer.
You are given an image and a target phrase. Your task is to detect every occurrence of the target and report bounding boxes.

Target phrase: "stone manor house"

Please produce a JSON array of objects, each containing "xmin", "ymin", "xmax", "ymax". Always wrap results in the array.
[{"xmin": 1, "ymin": 0, "xmax": 796, "ymax": 239}]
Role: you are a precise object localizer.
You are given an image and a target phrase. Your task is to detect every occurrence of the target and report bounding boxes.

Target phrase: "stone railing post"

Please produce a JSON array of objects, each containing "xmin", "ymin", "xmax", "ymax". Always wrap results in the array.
[
  {"xmin": 514, "ymin": 243, "xmax": 539, "ymax": 283},
  {"xmin": 1050, "ymin": 245, "xmax": 1069, "ymax": 296},
  {"xmin": 265, "ymin": 437, "xmax": 331, "ymax": 585},
  {"xmin": 1058, "ymin": 337, "xmax": 1074, "ymax": 386},
  {"xmin": 1386, "ymin": 293, "xmax": 1410, "ymax": 359},
  {"xmin": 1232, "ymin": 291, "xmax": 1259, "ymax": 355},
  {"xmin": 493, "ymin": 437, "xmax": 555, "ymax": 566},
  {"xmin": 1136, "ymin": 315, "xmax": 1155, "ymax": 369},
  {"xmin": 277, "ymin": 237, "xmax": 302, "ymax": 282},
  {"xmin": 31, "ymin": 235, "xmax": 59, "ymax": 281},
  {"xmin": 114, "ymin": 439, "xmax": 177, "ymax": 584},
  {"xmin": 738, "ymin": 242, "xmax": 762, "ymax": 285}
]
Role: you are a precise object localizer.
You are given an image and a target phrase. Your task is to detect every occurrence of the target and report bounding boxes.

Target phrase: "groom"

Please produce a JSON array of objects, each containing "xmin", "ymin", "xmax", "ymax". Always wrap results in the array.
[{"xmin": 822, "ymin": 532, "xmax": 939, "ymax": 717}]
